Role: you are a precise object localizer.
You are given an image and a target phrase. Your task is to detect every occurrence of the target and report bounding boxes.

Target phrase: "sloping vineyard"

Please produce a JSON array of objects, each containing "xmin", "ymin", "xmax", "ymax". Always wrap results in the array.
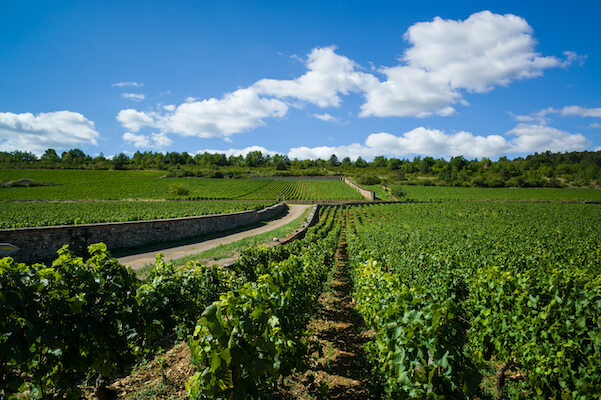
[
  {"xmin": 0, "ymin": 170, "xmax": 362, "ymax": 201},
  {"xmin": 347, "ymin": 202, "xmax": 601, "ymax": 399},
  {"xmin": 0, "ymin": 200, "xmax": 274, "ymax": 228},
  {"xmin": 0, "ymin": 207, "xmax": 341, "ymax": 399}
]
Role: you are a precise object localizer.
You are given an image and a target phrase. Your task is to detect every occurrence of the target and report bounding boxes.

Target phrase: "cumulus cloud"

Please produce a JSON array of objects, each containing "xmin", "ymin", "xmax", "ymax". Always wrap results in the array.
[
  {"xmin": 117, "ymin": 88, "xmax": 288, "ymax": 139},
  {"xmin": 116, "ymin": 11, "xmax": 574, "ymax": 140},
  {"xmin": 361, "ymin": 11, "xmax": 568, "ymax": 117},
  {"xmin": 121, "ymin": 93, "xmax": 145, "ymax": 102},
  {"xmin": 117, "ymin": 109, "xmax": 158, "ymax": 132},
  {"xmin": 195, "ymin": 145, "xmax": 278, "ymax": 157},
  {"xmin": 253, "ymin": 46, "xmax": 377, "ymax": 108},
  {"xmin": 288, "ymin": 124, "xmax": 590, "ymax": 160},
  {"xmin": 313, "ymin": 113, "xmax": 337, "ymax": 122},
  {"xmin": 0, "ymin": 111, "xmax": 99, "ymax": 155},
  {"xmin": 403, "ymin": 11, "xmax": 561, "ymax": 92},
  {"xmin": 360, "ymin": 65, "xmax": 459, "ymax": 117},
  {"xmin": 112, "ymin": 81, "xmax": 144, "ymax": 87},
  {"xmin": 122, "ymin": 132, "xmax": 150, "ymax": 148},
  {"xmin": 508, "ymin": 123, "xmax": 590, "ymax": 153},
  {"xmin": 122, "ymin": 131, "xmax": 172, "ymax": 149}
]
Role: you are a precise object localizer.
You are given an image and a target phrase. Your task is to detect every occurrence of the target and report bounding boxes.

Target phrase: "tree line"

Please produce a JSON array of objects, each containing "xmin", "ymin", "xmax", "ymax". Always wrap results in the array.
[{"xmin": 1, "ymin": 148, "xmax": 601, "ymax": 188}]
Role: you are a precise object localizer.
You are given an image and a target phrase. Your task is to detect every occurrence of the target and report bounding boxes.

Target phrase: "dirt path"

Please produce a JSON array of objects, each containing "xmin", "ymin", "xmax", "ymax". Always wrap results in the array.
[
  {"xmin": 278, "ymin": 211, "xmax": 380, "ymax": 399},
  {"xmin": 118, "ymin": 204, "xmax": 311, "ymax": 270}
]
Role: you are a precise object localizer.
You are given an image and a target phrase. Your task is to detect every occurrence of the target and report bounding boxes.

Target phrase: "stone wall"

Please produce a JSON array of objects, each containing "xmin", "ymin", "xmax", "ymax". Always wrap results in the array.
[
  {"xmin": 0, "ymin": 203, "xmax": 286, "ymax": 264},
  {"xmin": 342, "ymin": 177, "xmax": 376, "ymax": 201}
]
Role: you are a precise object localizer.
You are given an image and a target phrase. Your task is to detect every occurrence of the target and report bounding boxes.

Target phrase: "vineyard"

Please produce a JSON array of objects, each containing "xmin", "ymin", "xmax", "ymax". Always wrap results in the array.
[
  {"xmin": 2, "ymin": 199, "xmax": 601, "ymax": 399},
  {"xmin": 0, "ymin": 170, "xmax": 362, "ymax": 201},
  {"xmin": 0, "ymin": 170, "xmax": 364, "ymax": 227},
  {"xmin": 347, "ymin": 202, "xmax": 601, "ymax": 399},
  {"xmin": 0, "ymin": 207, "xmax": 341, "ymax": 398},
  {"xmin": 0, "ymin": 200, "xmax": 276, "ymax": 228}
]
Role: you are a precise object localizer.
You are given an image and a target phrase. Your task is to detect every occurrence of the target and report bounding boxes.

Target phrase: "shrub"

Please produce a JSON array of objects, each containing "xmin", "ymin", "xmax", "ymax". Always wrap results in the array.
[
  {"xmin": 359, "ymin": 175, "xmax": 380, "ymax": 185},
  {"xmin": 169, "ymin": 183, "xmax": 190, "ymax": 196}
]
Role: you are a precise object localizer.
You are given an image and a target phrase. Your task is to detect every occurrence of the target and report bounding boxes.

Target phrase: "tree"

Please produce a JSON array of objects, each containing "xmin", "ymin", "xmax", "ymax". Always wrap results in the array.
[
  {"xmin": 112, "ymin": 153, "xmax": 130, "ymax": 170},
  {"xmin": 387, "ymin": 158, "xmax": 401, "ymax": 170},
  {"xmin": 244, "ymin": 151, "xmax": 265, "ymax": 167},
  {"xmin": 41, "ymin": 149, "xmax": 60, "ymax": 163},
  {"xmin": 373, "ymin": 156, "xmax": 387, "ymax": 168},
  {"xmin": 355, "ymin": 157, "xmax": 367, "ymax": 168},
  {"xmin": 328, "ymin": 154, "xmax": 340, "ymax": 167}
]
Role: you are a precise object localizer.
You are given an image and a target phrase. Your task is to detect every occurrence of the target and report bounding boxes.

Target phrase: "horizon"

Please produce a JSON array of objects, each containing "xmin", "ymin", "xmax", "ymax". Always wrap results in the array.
[{"xmin": 1, "ymin": 1, "xmax": 600, "ymax": 161}]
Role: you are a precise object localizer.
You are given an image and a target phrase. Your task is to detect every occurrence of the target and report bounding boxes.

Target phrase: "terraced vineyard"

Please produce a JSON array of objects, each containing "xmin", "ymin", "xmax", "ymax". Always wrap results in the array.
[
  {"xmin": 0, "ymin": 200, "xmax": 274, "ymax": 228},
  {"xmin": 0, "ymin": 170, "xmax": 362, "ymax": 201},
  {"xmin": 0, "ymin": 170, "xmax": 362, "ymax": 227}
]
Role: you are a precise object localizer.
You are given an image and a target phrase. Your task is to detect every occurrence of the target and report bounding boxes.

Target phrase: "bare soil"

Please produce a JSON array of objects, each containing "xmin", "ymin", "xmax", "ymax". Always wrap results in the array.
[{"xmin": 276, "ymin": 216, "xmax": 381, "ymax": 399}]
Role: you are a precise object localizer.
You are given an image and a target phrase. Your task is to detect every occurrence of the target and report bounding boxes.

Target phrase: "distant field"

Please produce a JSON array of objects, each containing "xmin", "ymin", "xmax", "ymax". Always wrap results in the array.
[
  {"xmin": 0, "ymin": 170, "xmax": 363, "ymax": 227},
  {"xmin": 400, "ymin": 185, "xmax": 601, "ymax": 202},
  {"xmin": 0, "ymin": 169, "xmax": 363, "ymax": 201},
  {"xmin": 0, "ymin": 200, "xmax": 275, "ymax": 229}
]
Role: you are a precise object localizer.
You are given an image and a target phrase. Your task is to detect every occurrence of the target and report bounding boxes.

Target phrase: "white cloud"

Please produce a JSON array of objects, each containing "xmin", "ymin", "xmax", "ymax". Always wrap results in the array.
[
  {"xmin": 403, "ymin": 11, "xmax": 561, "ymax": 92},
  {"xmin": 168, "ymin": 88, "xmax": 288, "ymax": 138},
  {"xmin": 122, "ymin": 132, "xmax": 172, "ymax": 149},
  {"xmin": 152, "ymin": 132, "xmax": 172, "ymax": 148},
  {"xmin": 289, "ymin": 124, "xmax": 590, "ymax": 160},
  {"xmin": 253, "ymin": 46, "xmax": 377, "ymax": 108},
  {"xmin": 163, "ymin": 104, "xmax": 176, "ymax": 111},
  {"xmin": 196, "ymin": 145, "xmax": 278, "ymax": 157},
  {"xmin": 562, "ymin": 51, "xmax": 587, "ymax": 67},
  {"xmin": 112, "ymin": 81, "xmax": 144, "ymax": 87},
  {"xmin": 121, "ymin": 93, "xmax": 145, "ymax": 102},
  {"xmin": 508, "ymin": 123, "xmax": 590, "ymax": 153},
  {"xmin": 122, "ymin": 132, "xmax": 150, "ymax": 148},
  {"xmin": 514, "ymin": 105, "xmax": 601, "ymax": 123},
  {"xmin": 0, "ymin": 111, "xmax": 99, "ymax": 155},
  {"xmin": 116, "ymin": 12, "xmax": 573, "ymax": 139},
  {"xmin": 313, "ymin": 113, "xmax": 337, "ymax": 122},
  {"xmin": 117, "ymin": 109, "xmax": 158, "ymax": 132},
  {"xmin": 360, "ymin": 65, "xmax": 460, "ymax": 117},
  {"xmin": 289, "ymin": 143, "xmax": 378, "ymax": 161},
  {"xmin": 557, "ymin": 105, "xmax": 601, "ymax": 118},
  {"xmin": 117, "ymin": 88, "xmax": 288, "ymax": 139},
  {"xmin": 361, "ymin": 11, "xmax": 569, "ymax": 117},
  {"xmin": 590, "ymin": 122, "xmax": 601, "ymax": 129}
]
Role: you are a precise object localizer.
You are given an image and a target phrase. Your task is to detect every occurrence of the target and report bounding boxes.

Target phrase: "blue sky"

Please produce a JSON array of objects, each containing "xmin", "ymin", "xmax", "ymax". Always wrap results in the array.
[{"xmin": 1, "ymin": 0, "xmax": 600, "ymax": 160}]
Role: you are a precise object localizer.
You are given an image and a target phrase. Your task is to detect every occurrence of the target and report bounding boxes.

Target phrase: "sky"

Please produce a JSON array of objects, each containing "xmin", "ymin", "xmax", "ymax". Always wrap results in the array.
[{"xmin": 1, "ymin": 0, "xmax": 600, "ymax": 161}]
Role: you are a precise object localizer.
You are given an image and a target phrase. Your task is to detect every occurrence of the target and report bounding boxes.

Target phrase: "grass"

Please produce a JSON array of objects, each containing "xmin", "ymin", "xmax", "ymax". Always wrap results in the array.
[{"xmin": 171, "ymin": 205, "xmax": 313, "ymax": 266}]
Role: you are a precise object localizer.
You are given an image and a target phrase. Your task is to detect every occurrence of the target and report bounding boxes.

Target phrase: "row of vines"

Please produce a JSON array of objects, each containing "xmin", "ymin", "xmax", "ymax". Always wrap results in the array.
[
  {"xmin": 347, "ymin": 202, "xmax": 601, "ymax": 399},
  {"xmin": 0, "ymin": 206, "xmax": 341, "ymax": 399},
  {"xmin": 0, "ymin": 200, "xmax": 274, "ymax": 228}
]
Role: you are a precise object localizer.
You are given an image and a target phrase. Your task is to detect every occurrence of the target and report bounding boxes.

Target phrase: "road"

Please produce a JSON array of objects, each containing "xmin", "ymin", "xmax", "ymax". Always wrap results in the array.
[{"xmin": 117, "ymin": 204, "xmax": 312, "ymax": 270}]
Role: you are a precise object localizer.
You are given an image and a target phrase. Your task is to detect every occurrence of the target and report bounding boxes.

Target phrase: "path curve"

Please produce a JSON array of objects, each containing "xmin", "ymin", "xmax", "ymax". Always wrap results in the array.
[{"xmin": 118, "ymin": 204, "xmax": 312, "ymax": 270}]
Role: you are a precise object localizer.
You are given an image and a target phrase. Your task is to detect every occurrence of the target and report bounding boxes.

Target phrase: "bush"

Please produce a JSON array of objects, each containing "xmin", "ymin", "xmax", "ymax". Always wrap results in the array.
[
  {"xmin": 359, "ymin": 175, "xmax": 381, "ymax": 185},
  {"xmin": 169, "ymin": 183, "xmax": 190, "ymax": 196}
]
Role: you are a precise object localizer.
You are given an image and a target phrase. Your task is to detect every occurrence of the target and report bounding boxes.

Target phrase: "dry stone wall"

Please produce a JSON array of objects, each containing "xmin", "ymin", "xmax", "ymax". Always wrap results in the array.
[
  {"xmin": 342, "ymin": 177, "xmax": 376, "ymax": 201},
  {"xmin": 0, "ymin": 203, "xmax": 286, "ymax": 264}
]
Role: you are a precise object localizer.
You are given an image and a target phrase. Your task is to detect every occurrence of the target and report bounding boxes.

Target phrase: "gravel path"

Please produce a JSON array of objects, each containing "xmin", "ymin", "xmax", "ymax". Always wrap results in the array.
[{"xmin": 118, "ymin": 204, "xmax": 312, "ymax": 270}]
